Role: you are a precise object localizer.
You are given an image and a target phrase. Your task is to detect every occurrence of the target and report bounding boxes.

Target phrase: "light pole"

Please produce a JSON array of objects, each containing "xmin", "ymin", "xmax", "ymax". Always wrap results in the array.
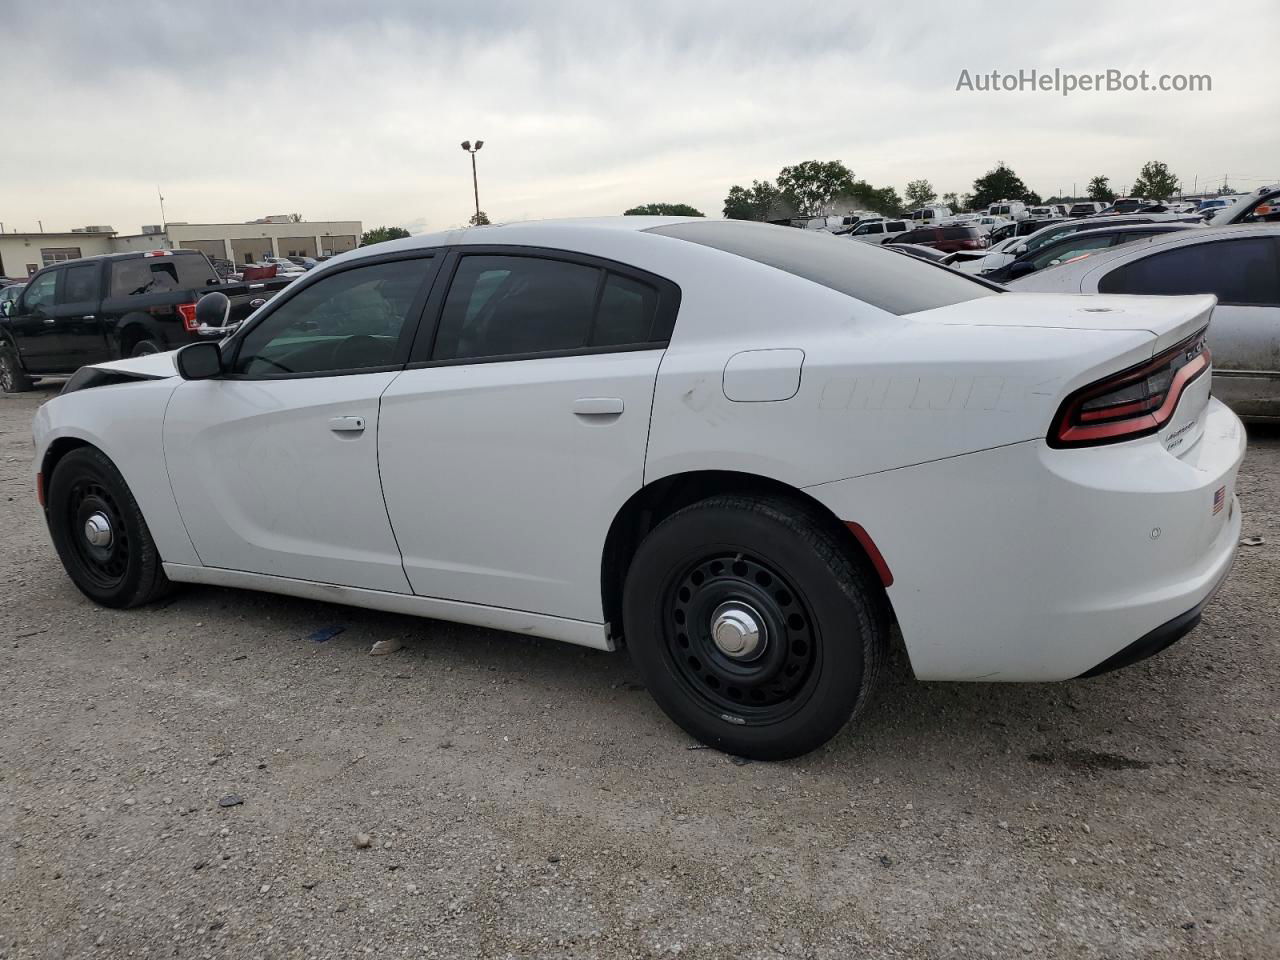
[{"xmin": 460, "ymin": 140, "xmax": 484, "ymax": 223}]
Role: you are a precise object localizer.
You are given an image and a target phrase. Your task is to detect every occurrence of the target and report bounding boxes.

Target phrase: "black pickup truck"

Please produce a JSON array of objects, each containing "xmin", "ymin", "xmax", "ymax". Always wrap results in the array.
[{"xmin": 0, "ymin": 249, "xmax": 291, "ymax": 391}]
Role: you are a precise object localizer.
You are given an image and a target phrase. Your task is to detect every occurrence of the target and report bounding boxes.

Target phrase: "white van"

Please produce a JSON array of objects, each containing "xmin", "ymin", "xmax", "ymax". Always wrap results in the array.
[
  {"xmin": 987, "ymin": 200, "xmax": 1028, "ymax": 221},
  {"xmin": 906, "ymin": 205, "xmax": 953, "ymax": 224}
]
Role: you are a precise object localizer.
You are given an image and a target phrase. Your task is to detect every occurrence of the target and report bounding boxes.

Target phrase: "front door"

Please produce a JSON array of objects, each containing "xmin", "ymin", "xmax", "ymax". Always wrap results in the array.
[
  {"xmin": 379, "ymin": 248, "xmax": 679, "ymax": 623},
  {"xmin": 163, "ymin": 253, "xmax": 438, "ymax": 591},
  {"xmin": 7, "ymin": 267, "xmax": 62, "ymax": 372}
]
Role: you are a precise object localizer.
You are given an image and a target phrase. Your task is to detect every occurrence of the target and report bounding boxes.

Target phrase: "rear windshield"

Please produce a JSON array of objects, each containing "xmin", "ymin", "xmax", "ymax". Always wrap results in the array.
[
  {"xmin": 108, "ymin": 253, "xmax": 216, "ymax": 297},
  {"xmin": 646, "ymin": 220, "xmax": 997, "ymax": 315},
  {"xmin": 939, "ymin": 226, "xmax": 978, "ymax": 239}
]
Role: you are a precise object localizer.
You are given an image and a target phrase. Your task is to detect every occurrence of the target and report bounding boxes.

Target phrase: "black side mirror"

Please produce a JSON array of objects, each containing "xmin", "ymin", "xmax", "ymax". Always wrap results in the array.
[
  {"xmin": 195, "ymin": 291, "xmax": 231, "ymax": 329},
  {"xmin": 175, "ymin": 341, "xmax": 222, "ymax": 380},
  {"xmin": 1007, "ymin": 261, "xmax": 1037, "ymax": 279}
]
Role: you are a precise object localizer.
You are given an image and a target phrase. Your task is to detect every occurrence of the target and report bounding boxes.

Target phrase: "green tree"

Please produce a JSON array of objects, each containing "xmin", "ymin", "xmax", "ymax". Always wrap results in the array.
[
  {"xmin": 360, "ymin": 226, "xmax": 411, "ymax": 246},
  {"xmin": 842, "ymin": 182, "xmax": 902, "ymax": 216},
  {"xmin": 623, "ymin": 203, "xmax": 705, "ymax": 217},
  {"xmin": 904, "ymin": 179, "xmax": 937, "ymax": 208},
  {"xmin": 723, "ymin": 180, "xmax": 787, "ymax": 220},
  {"xmin": 970, "ymin": 162, "xmax": 1033, "ymax": 211},
  {"xmin": 469, "ymin": 211, "xmax": 491, "ymax": 226},
  {"xmin": 776, "ymin": 160, "xmax": 857, "ymax": 216},
  {"xmin": 287, "ymin": 213, "xmax": 303, "ymax": 223},
  {"xmin": 1130, "ymin": 161, "xmax": 1180, "ymax": 200},
  {"xmin": 1087, "ymin": 176, "xmax": 1115, "ymax": 202},
  {"xmin": 940, "ymin": 191, "xmax": 960, "ymax": 210}
]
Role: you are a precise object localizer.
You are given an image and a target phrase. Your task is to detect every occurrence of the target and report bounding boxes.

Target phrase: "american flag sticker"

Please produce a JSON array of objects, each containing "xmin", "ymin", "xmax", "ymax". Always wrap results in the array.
[{"xmin": 1213, "ymin": 486, "xmax": 1226, "ymax": 515}]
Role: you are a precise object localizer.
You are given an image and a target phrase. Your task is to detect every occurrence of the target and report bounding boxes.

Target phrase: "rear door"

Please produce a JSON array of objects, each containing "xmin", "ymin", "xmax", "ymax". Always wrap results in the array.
[
  {"xmin": 52, "ymin": 261, "xmax": 108, "ymax": 366},
  {"xmin": 1095, "ymin": 234, "xmax": 1280, "ymax": 418},
  {"xmin": 379, "ymin": 247, "xmax": 679, "ymax": 623}
]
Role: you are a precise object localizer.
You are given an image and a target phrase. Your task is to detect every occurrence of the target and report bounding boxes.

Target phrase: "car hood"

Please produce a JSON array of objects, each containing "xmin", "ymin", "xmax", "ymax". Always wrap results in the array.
[{"xmin": 87, "ymin": 351, "xmax": 180, "ymax": 379}]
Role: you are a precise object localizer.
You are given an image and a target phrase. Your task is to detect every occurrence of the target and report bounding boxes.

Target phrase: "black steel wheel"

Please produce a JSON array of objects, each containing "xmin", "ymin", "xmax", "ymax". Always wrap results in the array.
[
  {"xmin": 46, "ymin": 447, "xmax": 173, "ymax": 608},
  {"xmin": 623, "ymin": 495, "xmax": 887, "ymax": 760},
  {"xmin": 663, "ymin": 552, "xmax": 820, "ymax": 724}
]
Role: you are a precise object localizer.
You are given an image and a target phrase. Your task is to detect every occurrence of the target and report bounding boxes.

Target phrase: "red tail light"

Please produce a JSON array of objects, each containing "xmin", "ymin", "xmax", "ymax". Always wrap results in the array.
[
  {"xmin": 1049, "ymin": 329, "xmax": 1210, "ymax": 448},
  {"xmin": 176, "ymin": 301, "xmax": 199, "ymax": 332}
]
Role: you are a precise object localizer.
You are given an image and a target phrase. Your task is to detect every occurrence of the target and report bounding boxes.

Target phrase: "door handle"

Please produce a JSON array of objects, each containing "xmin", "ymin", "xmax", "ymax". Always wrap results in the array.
[
  {"xmin": 42, "ymin": 317, "xmax": 56, "ymax": 324},
  {"xmin": 328, "ymin": 416, "xmax": 366, "ymax": 433},
  {"xmin": 573, "ymin": 397, "xmax": 625, "ymax": 416}
]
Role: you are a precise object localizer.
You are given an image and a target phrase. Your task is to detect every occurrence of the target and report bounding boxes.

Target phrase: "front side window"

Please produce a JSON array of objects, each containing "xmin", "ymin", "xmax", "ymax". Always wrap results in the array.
[
  {"xmin": 430, "ymin": 255, "xmax": 663, "ymax": 361},
  {"xmin": 59, "ymin": 263, "xmax": 99, "ymax": 303},
  {"xmin": 1098, "ymin": 237, "xmax": 1280, "ymax": 305},
  {"xmin": 1029, "ymin": 233, "xmax": 1119, "ymax": 270},
  {"xmin": 233, "ymin": 257, "xmax": 433, "ymax": 376},
  {"xmin": 21, "ymin": 270, "xmax": 58, "ymax": 310}
]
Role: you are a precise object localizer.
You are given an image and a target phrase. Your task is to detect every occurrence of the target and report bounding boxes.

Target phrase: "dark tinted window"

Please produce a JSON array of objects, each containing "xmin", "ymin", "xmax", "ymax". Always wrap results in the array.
[
  {"xmin": 59, "ymin": 263, "xmax": 99, "ymax": 303},
  {"xmin": 21, "ymin": 270, "xmax": 57, "ymax": 310},
  {"xmin": 594, "ymin": 273, "xmax": 659, "ymax": 347},
  {"xmin": 892, "ymin": 230, "xmax": 930, "ymax": 245},
  {"xmin": 939, "ymin": 226, "xmax": 979, "ymax": 240},
  {"xmin": 1028, "ymin": 232, "xmax": 1120, "ymax": 270},
  {"xmin": 109, "ymin": 254, "xmax": 216, "ymax": 297},
  {"xmin": 647, "ymin": 220, "xmax": 996, "ymax": 315},
  {"xmin": 432, "ymin": 256, "xmax": 665, "ymax": 361},
  {"xmin": 1098, "ymin": 237, "xmax": 1280, "ymax": 305},
  {"xmin": 234, "ymin": 257, "xmax": 433, "ymax": 376}
]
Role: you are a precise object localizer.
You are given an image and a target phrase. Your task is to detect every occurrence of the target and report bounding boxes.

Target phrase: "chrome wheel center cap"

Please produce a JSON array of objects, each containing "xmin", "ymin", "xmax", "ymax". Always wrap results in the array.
[
  {"xmin": 710, "ymin": 602, "xmax": 765, "ymax": 659},
  {"xmin": 84, "ymin": 512, "xmax": 113, "ymax": 548}
]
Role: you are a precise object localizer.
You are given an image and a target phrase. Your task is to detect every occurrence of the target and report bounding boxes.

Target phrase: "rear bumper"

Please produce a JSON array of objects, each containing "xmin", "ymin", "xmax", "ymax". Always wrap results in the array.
[{"xmin": 805, "ymin": 397, "xmax": 1246, "ymax": 681}]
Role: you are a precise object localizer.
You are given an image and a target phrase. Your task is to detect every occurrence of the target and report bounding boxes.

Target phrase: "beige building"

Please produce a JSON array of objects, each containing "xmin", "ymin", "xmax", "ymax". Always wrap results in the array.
[{"xmin": 0, "ymin": 218, "xmax": 362, "ymax": 277}]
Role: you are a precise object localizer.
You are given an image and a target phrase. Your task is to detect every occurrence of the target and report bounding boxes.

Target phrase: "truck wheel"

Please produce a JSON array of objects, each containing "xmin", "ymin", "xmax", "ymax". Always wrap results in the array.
[
  {"xmin": 46, "ymin": 447, "xmax": 173, "ymax": 608},
  {"xmin": 0, "ymin": 342, "xmax": 33, "ymax": 392},
  {"xmin": 129, "ymin": 339, "xmax": 162, "ymax": 357},
  {"xmin": 622, "ymin": 495, "xmax": 888, "ymax": 760}
]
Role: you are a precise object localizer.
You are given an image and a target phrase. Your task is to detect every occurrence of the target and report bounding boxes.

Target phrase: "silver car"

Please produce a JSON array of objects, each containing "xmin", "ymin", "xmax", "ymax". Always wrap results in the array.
[{"xmin": 1009, "ymin": 223, "xmax": 1280, "ymax": 420}]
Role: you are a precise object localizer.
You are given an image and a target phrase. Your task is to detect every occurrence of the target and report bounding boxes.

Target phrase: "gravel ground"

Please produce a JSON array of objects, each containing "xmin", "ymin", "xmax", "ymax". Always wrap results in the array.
[{"xmin": 1, "ymin": 383, "xmax": 1277, "ymax": 960}]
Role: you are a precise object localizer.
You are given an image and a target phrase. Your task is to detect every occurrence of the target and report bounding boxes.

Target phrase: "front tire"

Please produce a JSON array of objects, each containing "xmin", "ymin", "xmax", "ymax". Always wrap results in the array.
[
  {"xmin": 47, "ymin": 447, "xmax": 172, "ymax": 608},
  {"xmin": 0, "ymin": 341, "xmax": 33, "ymax": 392},
  {"xmin": 622, "ymin": 496, "xmax": 887, "ymax": 760}
]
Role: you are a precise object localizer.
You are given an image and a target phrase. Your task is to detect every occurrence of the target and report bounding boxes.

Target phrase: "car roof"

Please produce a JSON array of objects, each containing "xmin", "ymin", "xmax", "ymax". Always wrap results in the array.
[{"xmin": 1012, "ymin": 222, "xmax": 1280, "ymax": 285}]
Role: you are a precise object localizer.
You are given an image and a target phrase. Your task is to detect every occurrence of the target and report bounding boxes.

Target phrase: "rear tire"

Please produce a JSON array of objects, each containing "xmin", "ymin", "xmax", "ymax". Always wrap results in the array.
[
  {"xmin": 47, "ymin": 447, "xmax": 173, "ymax": 608},
  {"xmin": 622, "ymin": 496, "xmax": 887, "ymax": 760},
  {"xmin": 129, "ymin": 339, "xmax": 162, "ymax": 358},
  {"xmin": 0, "ymin": 341, "xmax": 33, "ymax": 392}
]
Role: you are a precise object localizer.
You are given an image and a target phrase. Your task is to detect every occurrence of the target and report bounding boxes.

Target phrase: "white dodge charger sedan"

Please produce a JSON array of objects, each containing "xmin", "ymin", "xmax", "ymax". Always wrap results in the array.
[{"xmin": 31, "ymin": 218, "xmax": 1245, "ymax": 759}]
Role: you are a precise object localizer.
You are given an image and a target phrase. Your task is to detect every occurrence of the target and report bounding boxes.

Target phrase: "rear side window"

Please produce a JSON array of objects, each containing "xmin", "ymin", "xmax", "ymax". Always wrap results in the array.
[
  {"xmin": 59, "ymin": 263, "xmax": 99, "ymax": 303},
  {"xmin": 430, "ymin": 255, "xmax": 666, "ymax": 361},
  {"xmin": 1098, "ymin": 237, "xmax": 1280, "ymax": 305},
  {"xmin": 939, "ymin": 227, "xmax": 978, "ymax": 240},
  {"xmin": 646, "ymin": 220, "xmax": 997, "ymax": 315},
  {"xmin": 109, "ymin": 254, "xmax": 215, "ymax": 297}
]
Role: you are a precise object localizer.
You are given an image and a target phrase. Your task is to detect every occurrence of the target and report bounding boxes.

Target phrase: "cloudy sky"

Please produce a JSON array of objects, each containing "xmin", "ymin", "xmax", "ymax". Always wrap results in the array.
[{"xmin": 3, "ymin": 0, "xmax": 1278, "ymax": 235}]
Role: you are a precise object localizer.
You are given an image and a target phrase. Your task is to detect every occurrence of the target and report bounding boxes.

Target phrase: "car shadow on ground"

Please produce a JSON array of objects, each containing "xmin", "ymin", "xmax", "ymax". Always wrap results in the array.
[{"xmin": 148, "ymin": 579, "xmax": 1211, "ymax": 770}]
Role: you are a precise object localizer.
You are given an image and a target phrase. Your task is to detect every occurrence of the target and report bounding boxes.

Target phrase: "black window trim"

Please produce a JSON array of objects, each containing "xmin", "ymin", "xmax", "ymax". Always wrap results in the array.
[
  {"xmin": 404, "ymin": 244, "xmax": 682, "ymax": 369},
  {"xmin": 1098, "ymin": 235, "xmax": 1280, "ymax": 307},
  {"xmin": 219, "ymin": 249, "xmax": 443, "ymax": 381}
]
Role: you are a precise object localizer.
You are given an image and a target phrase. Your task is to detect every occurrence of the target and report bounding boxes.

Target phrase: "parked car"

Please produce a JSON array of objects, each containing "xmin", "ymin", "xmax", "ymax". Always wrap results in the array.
[
  {"xmin": 944, "ymin": 235, "xmax": 1024, "ymax": 273},
  {"xmin": 1100, "ymin": 197, "xmax": 1153, "ymax": 215},
  {"xmin": 287, "ymin": 256, "xmax": 321, "ymax": 270},
  {"xmin": 989, "ymin": 217, "xmax": 1067, "ymax": 246},
  {"xmin": 904, "ymin": 205, "xmax": 953, "ymax": 224},
  {"xmin": 886, "ymin": 225, "xmax": 988, "ymax": 253},
  {"xmin": 1010, "ymin": 223, "xmax": 1280, "ymax": 420},
  {"xmin": 262, "ymin": 257, "xmax": 308, "ymax": 276},
  {"xmin": 978, "ymin": 215, "xmax": 1194, "ymax": 275},
  {"xmin": 1207, "ymin": 184, "xmax": 1280, "ymax": 225},
  {"xmin": 29, "ymin": 218, "xmax": 1244, "ymax": 759},
  {"xmin": 986, "ymin": 200, "xmax": 1028, "ymax": 221},
  {"xmin": 847, "ymin": 218, "xmax": 913, "ymax": 244},
  {"xmin": 1069, "ymin": 202, "xmax": 1107, "ymax": 217},
  {"xmin": 0, "ymin": 249, "xmax": 292, "ymax": 389},
  {"xmin": 1029, "ymin": 205, "xmax": 1069, "ymax": 219},
  {"xmin": 983, "ymin": 223, "xmax": 1197, "ymax": 283},
  {"xmin": 0, "ymin": 281, "xmax": 26, "ymax": 315}
]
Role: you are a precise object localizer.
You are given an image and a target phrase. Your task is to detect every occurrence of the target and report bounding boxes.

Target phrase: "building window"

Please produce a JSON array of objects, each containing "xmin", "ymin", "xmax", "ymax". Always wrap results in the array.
[{"xmin": 40, "ymin": 247, "xmax": 83, "ymax": 266}]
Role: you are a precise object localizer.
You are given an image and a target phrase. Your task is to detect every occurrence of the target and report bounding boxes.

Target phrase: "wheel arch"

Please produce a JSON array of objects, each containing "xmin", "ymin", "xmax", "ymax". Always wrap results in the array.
[
  {"xmin": 600, "ymin": 469, "xmax": 895, "ymax": 645},
  {"xmin": 39, "ymin": 436, "xmax": 95, "ymax": 510},
  {"xmin": 115, "ymin": 314, "xmax": 165, "ymax": 357}
]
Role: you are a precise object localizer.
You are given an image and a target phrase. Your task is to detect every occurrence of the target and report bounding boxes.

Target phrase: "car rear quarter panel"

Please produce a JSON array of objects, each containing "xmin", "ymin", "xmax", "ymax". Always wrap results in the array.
[{"xmin": 33, "ymin": 378, "xmax": 199, "ymax": 566}]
